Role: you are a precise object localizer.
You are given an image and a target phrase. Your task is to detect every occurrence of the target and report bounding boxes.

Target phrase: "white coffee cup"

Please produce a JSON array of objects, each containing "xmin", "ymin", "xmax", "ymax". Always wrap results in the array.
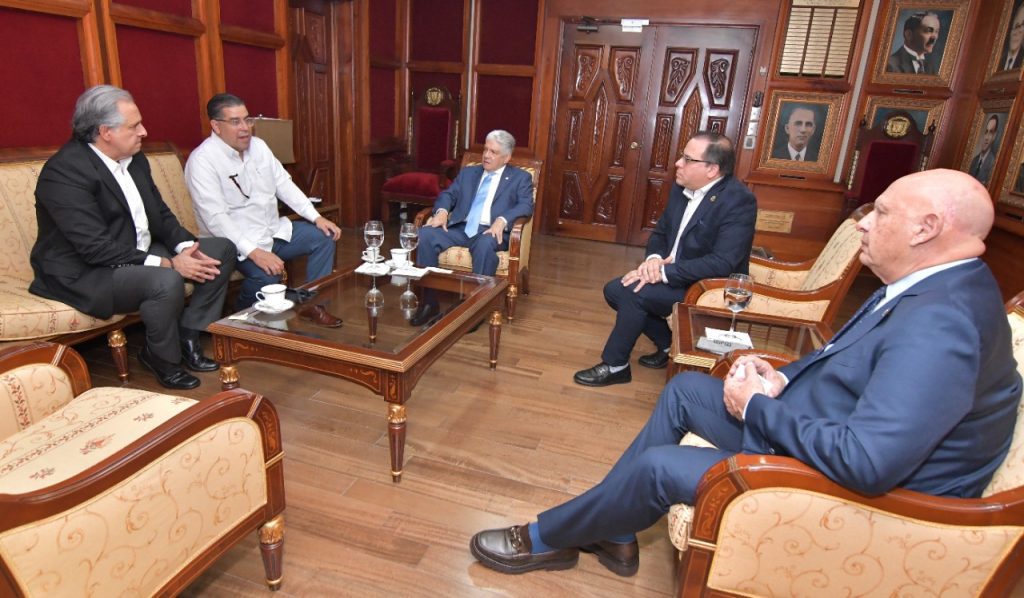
[
  {"xmin": 256, "ymin": 283, "xmax": 288, "ymax": 307},
  {"xmin": 363, "ymin": 247, "xmax": 379, "ymax": 261},
  {"xmin": 390, "ymin": 248, "xmax": 410, "ymax": 266}
]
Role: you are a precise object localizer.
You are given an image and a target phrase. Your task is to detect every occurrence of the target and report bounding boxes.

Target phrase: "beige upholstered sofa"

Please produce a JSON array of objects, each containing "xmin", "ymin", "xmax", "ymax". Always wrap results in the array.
[
  {"xmin": 666, "ymin": 292, "xmax": 1024, "ymax": 597},
  {"xmin": 0, "ymin": 143, "xmax": 202, "ymax": 381},
  {"xmin": 0, "ymin": 341, "xmax": 286, "ymax": 595},
  {"xmin": 684, "ymin": 203, "xmax": 872, "ymax": 326}
]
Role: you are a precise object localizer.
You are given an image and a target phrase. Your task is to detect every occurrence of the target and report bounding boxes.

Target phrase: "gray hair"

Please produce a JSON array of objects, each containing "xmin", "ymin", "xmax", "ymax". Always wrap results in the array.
[
  {"xmin": 485, "ymin": 129, "xmax": 516, "ymax": 156},
  {"xmin": 72, "ymin": 85, "xmax": 134, "ymax": 143}
]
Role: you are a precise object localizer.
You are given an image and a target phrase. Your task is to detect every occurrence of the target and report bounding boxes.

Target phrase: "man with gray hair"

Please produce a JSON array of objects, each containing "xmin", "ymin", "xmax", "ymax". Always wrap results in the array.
[
  {"xmin": 30, "ymin": 85, "xmax": 237, "ymax": 390},
  {"xmin": 411, "ymin": 129, "xmax": 534, "ymax": 325}
]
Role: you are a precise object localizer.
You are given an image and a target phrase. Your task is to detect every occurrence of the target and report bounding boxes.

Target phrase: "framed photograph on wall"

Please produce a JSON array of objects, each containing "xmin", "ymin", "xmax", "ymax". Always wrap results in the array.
[
  {"xmin": 988, "ymin": 0, "xmax": 1024, "ymax": 78},
  {"xmin": 998, "ymin": 115, "xmax": 1024, "ymax": 210},
  {"xmin": 760, "ymin": 91, "xmax": 843, "ymax": 174},
  {"xmin": 873, "ymin": 0, "xmax": 969, "ymax": 87},
  {"xmin": 863, "ymin": 96, "xmax": 944, "ymax": 137},
  {"xmin": 959, "ymin": 101, "xmax": 1014, "ymax": 187}
]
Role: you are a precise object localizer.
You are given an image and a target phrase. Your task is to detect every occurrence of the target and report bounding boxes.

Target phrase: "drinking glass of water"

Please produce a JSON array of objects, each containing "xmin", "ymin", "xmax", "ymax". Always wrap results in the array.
[
  {"xmin": 399, "ymin": 222, "xmax": 419, "ymax": 253},
  {"xmin": 364, "ymin": 220, "xmax": 384, "ymax": 261},
  {"xmin": 722, "ymin": 273, "xmax": 753, "ymax": 332}
]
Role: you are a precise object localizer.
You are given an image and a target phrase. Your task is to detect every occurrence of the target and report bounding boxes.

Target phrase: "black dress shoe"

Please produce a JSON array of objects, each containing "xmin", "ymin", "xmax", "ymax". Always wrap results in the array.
[
  {"xmin": 638, "ymin": 349, "xmax": 670, "ymax": 369},
  {"xmin": 180, "ymin": 338, "xmax": 219, "ymax": 372},
  {"xmin": 139, "ymin": 346, "xmax": 200, "ymax": 390},
  {"xmin": 409, "ymin": 303, "xmax": 440, "ymax": 326},
  {"xmin": 573, "ymin": 363, "xmax": 631, "ymax": 387},
  {"xmin": 580, "ymin": 539, "xmax": 639, "ymax": 577},
  {"xmin": 470, "ymin": 525, "xmax": 579, "ymax": 574}
]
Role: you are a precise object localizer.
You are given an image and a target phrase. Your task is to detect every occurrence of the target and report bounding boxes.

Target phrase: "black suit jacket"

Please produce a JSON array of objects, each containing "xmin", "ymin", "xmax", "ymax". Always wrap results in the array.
[
  {"xmin": 645, "ymin": 176, "xmax": 758, "ymax": 289},
  {"xmin": 30, "ymin": 140, "xmax": 195, "ymax": 319},
  {"xmin": 886, "ymin": 46, "xmax": 938, "ymax": 74}
]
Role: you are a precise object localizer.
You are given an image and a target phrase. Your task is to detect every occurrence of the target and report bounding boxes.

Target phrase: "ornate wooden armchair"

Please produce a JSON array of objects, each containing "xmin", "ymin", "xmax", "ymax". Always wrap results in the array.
[
  {"xmin": 380, "ymin": 86, "xmax": 461, "ymax": 222},
  {"xmin": 667, "ymin": 292, "xmax": 1024, "ymax": 597},
  {"xmin": 414, "ymin": 152, "xmax": 542, "ymax": 321},
  {"xmin": 0, "ymin": 342, "xmax": 286, "ymax": 595},
  {"xmin": 684, "ymin": 203, "xmax": 872, "ymax": 327},
  {"xmin": 845, "ymin": 110, "xmax": 934, "ymax": 216}
]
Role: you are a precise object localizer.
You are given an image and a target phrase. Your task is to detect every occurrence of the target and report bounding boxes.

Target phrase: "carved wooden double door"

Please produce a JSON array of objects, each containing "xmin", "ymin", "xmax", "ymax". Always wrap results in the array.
[{"xmin": 547, "ymin": 23, "xmax": 756, "ymax": 245}]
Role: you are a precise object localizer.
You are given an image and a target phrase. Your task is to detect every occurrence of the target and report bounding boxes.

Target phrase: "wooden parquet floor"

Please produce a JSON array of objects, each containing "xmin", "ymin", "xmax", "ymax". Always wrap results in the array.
[{"xmin": 74, "ymin": 230, "xmax": 881, "ymax": 598}]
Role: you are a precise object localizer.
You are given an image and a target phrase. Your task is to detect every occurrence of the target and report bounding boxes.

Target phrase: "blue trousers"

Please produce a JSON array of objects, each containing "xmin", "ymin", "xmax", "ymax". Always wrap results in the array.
[
  {"xmin": 416, "ymin": 223, "xmax": 507, "ymax": 275},
  {"xmin": 536, "ymin": 372, "xmax": 741, "ymax": 548},
  {"xmin": 600, "ymin": 277, "xmax": 688, "ymax": 366},
  {"xmin": 235, "ymin": 221, "xmax": 335, "ymax": 309}
]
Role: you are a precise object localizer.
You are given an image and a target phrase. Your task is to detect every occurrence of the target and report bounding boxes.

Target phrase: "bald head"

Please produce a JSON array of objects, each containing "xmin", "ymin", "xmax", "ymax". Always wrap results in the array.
[{"xmin": 856, "ymin": 169, "xmax": 992, "ymax": 284}]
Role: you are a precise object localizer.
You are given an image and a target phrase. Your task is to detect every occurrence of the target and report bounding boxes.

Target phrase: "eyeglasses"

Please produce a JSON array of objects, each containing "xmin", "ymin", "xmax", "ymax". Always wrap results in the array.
[
  {"xmin": 681, "ymin": 156, "xmax": 714, "ymax": 165},
  {"xmin": 228, "ymin": 174, "xmax": 249, "ymax": 199},
  {"xmin": 214, "ymin": 117, "xmax": 256, "ymax": 128}
]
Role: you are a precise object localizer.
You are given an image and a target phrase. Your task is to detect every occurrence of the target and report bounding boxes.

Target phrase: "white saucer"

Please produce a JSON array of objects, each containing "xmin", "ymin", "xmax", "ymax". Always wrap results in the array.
[
  {"xmin": 359, "ymin": 262, "xmax": 390, "ymax": 276},
  {"xmin": 253, "ymin": 299, "xmax": 294, "ymax": 315},
  {"xmin": 362, "ymin": 254, "xmax": 385, "ymax": 263}
]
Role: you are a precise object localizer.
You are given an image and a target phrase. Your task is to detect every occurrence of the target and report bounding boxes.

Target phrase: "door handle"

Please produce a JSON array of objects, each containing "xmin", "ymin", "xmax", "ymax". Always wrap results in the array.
[{"xmin": 629, "ymin": 141, "xmax": 641, "ymax": 150}]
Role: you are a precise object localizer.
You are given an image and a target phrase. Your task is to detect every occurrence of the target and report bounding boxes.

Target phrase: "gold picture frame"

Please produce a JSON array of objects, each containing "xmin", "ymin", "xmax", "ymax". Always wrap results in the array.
[
  {"xmin": 862, "ymin": 96, "xmax": 944, "ymax": 137},
  {"xmin": 998, "ymin": 114, "xmax": 1024, "ymax": 210},
  {"xmin": 987, "ymin": 0, "xmax": 1024, "ymax": 80},
  {"xmin": 959, "ymin": 99, "xmax": 1014, "ymax": 189},
  {"xmin": 873, "ymin": 0, "xmax": 969, "ymax": 87},
  {"xmin": 760, "ymin": 91, "xmax": 844, "ymax": 175}
]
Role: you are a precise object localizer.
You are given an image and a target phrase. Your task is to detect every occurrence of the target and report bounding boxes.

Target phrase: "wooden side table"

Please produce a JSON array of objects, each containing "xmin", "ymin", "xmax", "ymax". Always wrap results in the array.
[{"xmin": 668, "ymin": 303, "xmax": 833, "ymax": 379}]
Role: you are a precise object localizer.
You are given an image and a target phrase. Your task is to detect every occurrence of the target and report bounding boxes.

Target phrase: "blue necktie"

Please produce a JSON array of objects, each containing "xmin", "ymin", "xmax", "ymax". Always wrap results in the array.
[
  {"xmin": 829, "ymin": 286, "xmax": 887, "ymax": 346},
  {"xmin": 465, "ymin": 172, "xmax": 494, "ymax": 238}
]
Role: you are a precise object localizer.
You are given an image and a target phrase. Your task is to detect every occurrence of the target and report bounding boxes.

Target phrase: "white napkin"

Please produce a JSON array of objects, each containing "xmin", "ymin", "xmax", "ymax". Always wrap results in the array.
[
  {"xmin": 425, "ymin": 266, "xmax": 453, "ymax": 274},
  {"xmin": 355, "ymin": 262, "xmax": 389, "ymax": 275},
  {"xmin": 392, "ymin": 265, "xmax": 429, "ymax": 279}
]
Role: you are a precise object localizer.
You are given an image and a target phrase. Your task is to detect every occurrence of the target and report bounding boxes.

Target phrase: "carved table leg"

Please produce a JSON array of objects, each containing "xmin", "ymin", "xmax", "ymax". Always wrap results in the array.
[
  {"xmin": 258, "ymin": 514, "xmax": 285, "ymax": 591},
  {"xmin": 107, "ymin": 329, "xmax": 129, "ymax": 382},
  {"xmin": 388, "ymin": 403, "xmax": 407, "ymax": 482},
  {"xmin": 220, "ymin": 364, "xmax": 239, "ymax": 390},
  {"xmin": 489, "ymin": 309, "xmax": 502, "ymax": 370}
]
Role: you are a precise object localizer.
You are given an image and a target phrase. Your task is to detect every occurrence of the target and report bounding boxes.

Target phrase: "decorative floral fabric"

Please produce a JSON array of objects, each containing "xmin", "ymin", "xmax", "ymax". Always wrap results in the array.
[
  {"xmin": 695, "ymin": 290, "xmax": 829, "ymax": 321},
  {"xmin": 0, "ymin": 417, "xmax": 267, "ymax": 597},
  {"xmin": 0, "ymin": 363, "xmax": 77, "ymax": 440}
]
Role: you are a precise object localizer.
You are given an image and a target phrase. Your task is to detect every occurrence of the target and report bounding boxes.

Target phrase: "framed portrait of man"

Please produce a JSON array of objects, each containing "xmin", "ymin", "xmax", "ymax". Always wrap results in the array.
[
  {"xmin": 988, "ymin": 0, "xmax": 1024, "ymax": 77},
  {"xmin": 760, "ymin": 91, "xmax": 842, "ymax": 175},
  {"xmin": 960, "ymin": 104, "xmax": 1012, "ymax": 187},
  {"xmin": 996, "ymin": 114, "xmax": 1024, "ymax": 210},
  {"xmin": 874, "ymin": 0, "xmax": 968, "ymax": 87}
]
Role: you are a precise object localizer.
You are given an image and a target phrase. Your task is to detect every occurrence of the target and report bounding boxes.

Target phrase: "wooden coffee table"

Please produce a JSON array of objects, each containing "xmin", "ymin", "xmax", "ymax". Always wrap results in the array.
[
  {"xmin": 668, "ymin": 303, "xmax": 833, "ymax": 379},
  {"xmin": 208, "ymin": 265, "xmax": 508, "ymax": 482}
]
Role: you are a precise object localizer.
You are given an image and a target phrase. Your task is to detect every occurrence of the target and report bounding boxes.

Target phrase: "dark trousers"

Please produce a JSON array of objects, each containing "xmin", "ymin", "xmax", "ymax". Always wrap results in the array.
[
  {"xmin": 235, "ymin": 221, "xmax": 336, "ymax": 309},
  {"xmin": 600, "ymin": 278, "xmax": 687, "ymax": 366},
  {"xmin": 416, "ymin": 223, "xmax": 507, "ymax": 275},
  {"xmin": 111, "ymin": 237, "xmax": 236, "ymax": 364},
  {"xmin": 536, "ymin": 372, "xmax": 741, "ymax": 548}
]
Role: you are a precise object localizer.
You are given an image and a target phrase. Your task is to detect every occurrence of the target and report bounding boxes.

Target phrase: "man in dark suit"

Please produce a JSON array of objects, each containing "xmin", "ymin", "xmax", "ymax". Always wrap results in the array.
[
  {"xmin": 573, "ymin": 132, "xmax": 757, "ymax": 387},
  {"xmin": 969, "ymin": 114, "xmax": 1000, "ymax": 184},
  {"xmin": 30, "ymin": 85, "xmax": 236, "ymax": 390},
  {"xmin": 1001, "ymin": 2, "xmax": 1024, "ymax": 71},
  {"xmin": 886, "ymin": 11, "xmax": 941, "ymax": 74},
  {"xmin": 412, "ymin": 129, "xmax": 534, "ymax": 324},
  {"xmin": 469, "ymin": 168, "xmax": 1021, "ymax": 577},
  {"xmin": 770, "ymin": 106, "xmax": 819, "ymax": 162}
]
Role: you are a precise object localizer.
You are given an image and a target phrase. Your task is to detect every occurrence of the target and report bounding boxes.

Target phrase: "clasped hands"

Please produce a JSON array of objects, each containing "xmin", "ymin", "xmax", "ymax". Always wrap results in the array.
[
  {"xmin": 722, "ymin": 356, "xmax": 787, "ymax": 421},
  {"xmin": 621, "ymin": 256, "xmax": 673, "ymax": 292},
  {"xmin": 164, "ymin": 243, "xmax": 222, "ymax": 282},
  {"xmin": 425, "ymin": 209, "xmax": 506, "ymax": 244}
]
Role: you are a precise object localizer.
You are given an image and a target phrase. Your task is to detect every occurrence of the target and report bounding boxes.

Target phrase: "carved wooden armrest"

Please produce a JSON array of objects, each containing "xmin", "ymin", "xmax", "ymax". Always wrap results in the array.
[
  {"xmin": 0, "ymin": 341, "xmax": 92, "ymax": 395},
  {"xmin": 413, "ymin": 207, "xmax": 433, "ymax": 226},
  {"xmin": 507, "ymin": 215, "xmax": 530, "ymax": 257},
  {"xmin": 685, "ymin": 277, "xmax": 841, "ymax": 304},
  {"xmin": 750, "ymin": 253, "xmax": 815, "ymax": 271}
]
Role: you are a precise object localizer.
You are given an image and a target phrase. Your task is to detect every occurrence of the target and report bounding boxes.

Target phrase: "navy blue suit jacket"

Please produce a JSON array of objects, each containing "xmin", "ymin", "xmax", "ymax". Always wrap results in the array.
[
  {"xmin": 434, "ymin": 164, "xmax": 534, "ymax": 231},
  {"xmin": 744, "ymin": 260, "xmax": 1021, "ymax": 498},
  {"xmin": 645, "ymin": 176, "xmax": 758, "ymax": 289}
]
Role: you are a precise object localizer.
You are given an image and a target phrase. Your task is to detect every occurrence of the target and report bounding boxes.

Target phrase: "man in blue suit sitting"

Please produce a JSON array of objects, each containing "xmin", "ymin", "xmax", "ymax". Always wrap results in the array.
[
  {"xmin": 412, "ymin": 129, "xmax": 533, "ymax": 325},
  {"xmin": 469, "ymin": 168, "xmax": 1022, "ymax": 578}
]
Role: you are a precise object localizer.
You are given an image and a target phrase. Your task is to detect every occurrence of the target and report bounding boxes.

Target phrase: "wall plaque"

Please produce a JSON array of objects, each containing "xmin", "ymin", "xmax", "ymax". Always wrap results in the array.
[{"xmin": 756, "ymin": 210, "xmax": 796, "ymax": 233}]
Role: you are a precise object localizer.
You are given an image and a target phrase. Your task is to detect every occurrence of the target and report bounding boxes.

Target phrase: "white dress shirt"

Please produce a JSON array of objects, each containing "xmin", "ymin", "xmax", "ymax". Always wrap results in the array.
[
  {"xmin": 88, "ymin": 144, "xmax": 192, "ymax": 266},
  {"xmin": 649, "ymin": 177, "xmax": 722, "ymax": 283},
  {"xmin": 787, "ymin": 145, "xmax": 806, "ymax": 161},
  {"xmin": 185, "ymin": 134, "xmax": 322, "ymax": 260}
]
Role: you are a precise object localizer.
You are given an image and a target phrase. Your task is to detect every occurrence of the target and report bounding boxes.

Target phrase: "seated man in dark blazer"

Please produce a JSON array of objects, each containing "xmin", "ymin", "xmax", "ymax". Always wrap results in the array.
[
  {"xmin": 469, "ymin": 169, "xmax": 1021, "ymax": 578},
  {"xmin": 30, "ymin": 85, "xmax": 236, "ymax": 390},
  {"xmin": 412, "ymin": 129, "xmax": 534, "ymax": 325},
  {"xmin": 573, "ymin": 132, "xmax": 757, "ymax": 387}
]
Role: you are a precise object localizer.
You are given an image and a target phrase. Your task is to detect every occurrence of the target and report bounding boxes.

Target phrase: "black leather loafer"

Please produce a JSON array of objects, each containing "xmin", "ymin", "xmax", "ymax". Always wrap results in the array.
[
  {"xmin": 470, "ymin": 525, "xmax": 579, "ymax": 574},
  {"xmin": 573, "ymin": 363, "xmax": 632, "ymax": 387},
  {"xmin": 180, "ymin": 338, "xmax": 219, "ymax": 372},
  {"xmin": 139, "ymin": 346, "xmax": 201, "ymax": 390},
  {"xmin": 581, "ymin": 539, "xmax": 639, "ymax": 577},
  {"xmin": 409, "ymin": 303, "xmax": 440, "ymax": 327},
  {"xmin": 638, "ymin": 349, "xmax": 670, "ymax": 369}
]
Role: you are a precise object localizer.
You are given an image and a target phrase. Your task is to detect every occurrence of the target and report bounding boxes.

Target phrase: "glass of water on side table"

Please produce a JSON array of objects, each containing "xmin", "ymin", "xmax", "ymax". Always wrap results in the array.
[
  {"xmin": 723, "ymin": 273, "xmax": 753, "ymax": 332},
  {"xmin": 399, "ymin": 222, "xmax": 419, "ymax": 254},
  {"xmin": 364, "ymin": 219, "xmax": 384, "ymax": 261}
]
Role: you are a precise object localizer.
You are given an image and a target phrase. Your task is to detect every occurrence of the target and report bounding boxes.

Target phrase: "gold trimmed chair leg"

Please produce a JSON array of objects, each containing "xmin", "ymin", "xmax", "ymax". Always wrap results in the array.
[
  {"xmin": 107, "ymin": 328, "xmax": 129, "ymax": 382},
  {"xmin": 258, "ymin": 514, "xmax": 285, "ymax": 591},
  {"xmin": 506, "ymin": 284, "xmax": 518, "ymax": 322}
]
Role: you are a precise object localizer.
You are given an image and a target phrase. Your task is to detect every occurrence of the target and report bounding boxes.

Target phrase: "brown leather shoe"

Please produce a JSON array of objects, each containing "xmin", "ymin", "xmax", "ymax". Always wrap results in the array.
[
  {"xmin": 470, "ymin": 525, "xmax": 579, "ymax": 574},
  {"xmin": 581, "ymin": 539, "xmax": 639, "ymax": 576},
  {"xmin": 297, "ymin": 304, "xmax": 342, "ymax": 327}
]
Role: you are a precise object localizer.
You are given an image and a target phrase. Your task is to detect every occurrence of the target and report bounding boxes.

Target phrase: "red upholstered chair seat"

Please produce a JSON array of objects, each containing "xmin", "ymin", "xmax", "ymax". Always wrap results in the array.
[{"xmin": 381, "ymin": 171, "xmax": 446, "ymax": 199}]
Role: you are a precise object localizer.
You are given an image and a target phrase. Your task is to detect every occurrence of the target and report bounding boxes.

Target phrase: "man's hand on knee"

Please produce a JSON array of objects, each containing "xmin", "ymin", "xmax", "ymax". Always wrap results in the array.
[
  {"xmin": 426, "ymin": 209, "xmax": 449, "ymax": 230},
  {"xmin": 483, "ymin": 220, "xmax": 505, "ymax": 245},
  {"xmin": 247, "ymin": 248, "xmax": 284, "ymax": 276},
  {"xmin": 171, "ymin": 243, "xmax": 222, "ymax": 282}
]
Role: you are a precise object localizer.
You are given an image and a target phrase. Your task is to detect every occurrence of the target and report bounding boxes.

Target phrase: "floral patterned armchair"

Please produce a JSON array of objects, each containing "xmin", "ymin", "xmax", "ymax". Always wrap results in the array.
[
  {"xmin": 0, "ymin": 342, "xmax": 286, "ymax": 596},
  {"xmin": 667, "ymin": 291, "xmax": 1024, "ymax": 597},
  {"xmin": 685, "ymin": 203, "xmax": 873, "ymax": 326}
]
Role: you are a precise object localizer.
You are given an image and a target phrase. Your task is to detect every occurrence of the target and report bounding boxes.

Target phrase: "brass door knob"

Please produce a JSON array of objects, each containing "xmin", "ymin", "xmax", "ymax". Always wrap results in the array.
[{"xmin": 629, "ymin": 141, "xmax": 641, "ymax": 149}]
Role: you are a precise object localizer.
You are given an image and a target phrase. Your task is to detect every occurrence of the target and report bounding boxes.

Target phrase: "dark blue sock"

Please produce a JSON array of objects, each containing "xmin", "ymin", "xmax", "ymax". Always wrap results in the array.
[
  {"xmin": 607, "ymin": 533, "xmax": 637, "ymax": 544},
  {"xmin": 527, "ymin": 522, "xmax": 554, "ymax": 553}
]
